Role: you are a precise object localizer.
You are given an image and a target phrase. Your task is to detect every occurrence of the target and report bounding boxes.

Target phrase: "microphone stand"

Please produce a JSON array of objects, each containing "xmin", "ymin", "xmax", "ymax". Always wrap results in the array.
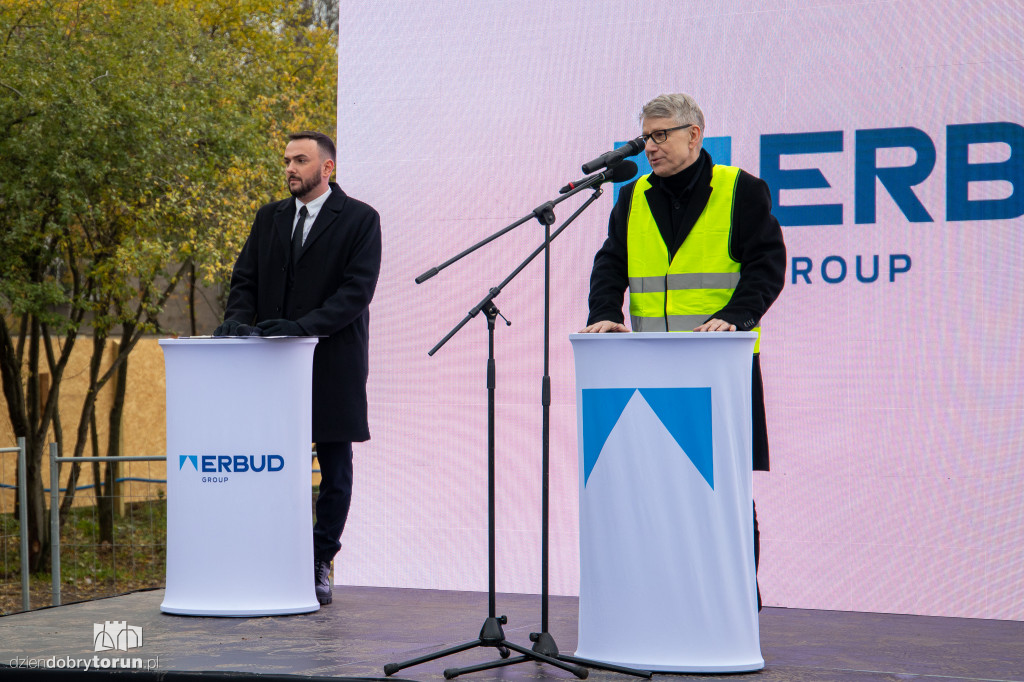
[
  {"xmin": 525, "ymin": 193, "xmax": 653, "ymax": 679},
  {"xmin": 385, "ymin": 165, "xmax": 647, "ymax": 679},
  {"xmin": 385, "ymin": 171, "xmax": 606, "ymax": 679}
]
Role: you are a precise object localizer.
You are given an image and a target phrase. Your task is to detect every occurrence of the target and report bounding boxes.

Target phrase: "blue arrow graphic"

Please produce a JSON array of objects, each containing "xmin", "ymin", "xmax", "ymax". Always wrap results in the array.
[
  {"xmin": 581, "ymin": 388, "xmax": 637, "ymax": 486},
  {"xmin": 581, "ymin": 387, "xmax": 714, "ymax": 489},
  {"xmin": 638, "ymin": 387, "xmax": 713, "ymax": 489}
]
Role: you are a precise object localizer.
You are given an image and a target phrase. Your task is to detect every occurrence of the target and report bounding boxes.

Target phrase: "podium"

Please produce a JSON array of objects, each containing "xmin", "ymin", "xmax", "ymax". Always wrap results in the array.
[
  {"xmin": 569, "ymin": 332, "xmax": 762, "ymax": 672},
  {"xmin": 158, "ymin": 337, "xmax": 320, "ymax": 616}
]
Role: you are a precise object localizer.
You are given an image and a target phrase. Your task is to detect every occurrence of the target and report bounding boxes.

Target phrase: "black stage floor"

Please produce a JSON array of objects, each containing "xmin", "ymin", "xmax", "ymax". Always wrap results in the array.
[{"xmin": 1, "ymin": 586, "xmax": 1022, "ymax": 681}]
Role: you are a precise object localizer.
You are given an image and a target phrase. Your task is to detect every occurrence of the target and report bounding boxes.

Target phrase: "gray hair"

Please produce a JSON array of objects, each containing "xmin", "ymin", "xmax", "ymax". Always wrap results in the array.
[{"xmin": 640, "ymin": 93, "xmax": 706, "ymax": 130}]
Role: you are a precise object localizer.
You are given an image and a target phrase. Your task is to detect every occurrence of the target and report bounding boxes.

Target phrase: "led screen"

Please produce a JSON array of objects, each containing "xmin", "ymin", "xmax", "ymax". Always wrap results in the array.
[{"xmin": 334, "ymin": 0, "xmax": 1024, "ymax": 620}]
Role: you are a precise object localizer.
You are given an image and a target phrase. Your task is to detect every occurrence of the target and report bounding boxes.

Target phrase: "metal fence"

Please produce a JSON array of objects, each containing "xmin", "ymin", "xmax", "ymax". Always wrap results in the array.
[
  {"xmin": 0, "ymin": 441, "xmax": 169, "ymax": 615},
  {"xmin": 0, "ymin": 438, "xmax": 28, "ymax": 612},
  {"xmin": 49, "ymin": 446, "xmax": 167, "ymax": 608}
]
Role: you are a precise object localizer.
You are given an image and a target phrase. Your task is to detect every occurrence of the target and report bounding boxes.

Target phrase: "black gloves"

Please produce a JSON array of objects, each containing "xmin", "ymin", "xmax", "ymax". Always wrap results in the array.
[
  {"xmin": 213, "ymin": 319, "xmax": 241, "ymax": 336},
  {"xmin": 214, "ymin": 318, "xmax": 304, "ymax": 336},
  {"xmin": 256, "ymin": 319, "xmax": 306, "ymax": 337},
  {"xmin": 213, "ymin": 320, "xmax": 263, "ymax": 337}
]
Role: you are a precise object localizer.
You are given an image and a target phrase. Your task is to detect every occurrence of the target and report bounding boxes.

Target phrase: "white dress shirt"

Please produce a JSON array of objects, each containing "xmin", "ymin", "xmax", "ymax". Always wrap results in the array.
[{"xmin": 292, "ymin": 187, "xmax": 332, "ymax": 246}]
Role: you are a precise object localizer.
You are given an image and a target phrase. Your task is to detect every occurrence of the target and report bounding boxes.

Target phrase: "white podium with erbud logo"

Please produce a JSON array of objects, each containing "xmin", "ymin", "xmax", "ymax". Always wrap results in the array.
[
  {"xmin": 569, "ymin": 331, "xmax": 762, "ymax": 672},
  {"xmin": 159, "ymin": 337, "xmax": 320, "ymax": 616}
]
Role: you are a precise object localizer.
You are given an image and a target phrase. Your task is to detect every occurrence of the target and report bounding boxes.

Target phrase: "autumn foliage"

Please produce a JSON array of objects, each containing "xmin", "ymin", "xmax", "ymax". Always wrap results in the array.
[{"xmin": 0, "ymin": 0, "xmax": 338, "ymax": 571}]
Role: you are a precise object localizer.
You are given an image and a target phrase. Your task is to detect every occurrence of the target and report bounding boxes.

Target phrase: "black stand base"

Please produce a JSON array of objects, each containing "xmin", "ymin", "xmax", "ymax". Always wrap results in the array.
[
  {"xmin": 384, "ymin": 616, "xmax": 589, "ymax": 680},
  {"xmin": 528, "ymin": 631, "xmax": 653, "ymax": 678}
]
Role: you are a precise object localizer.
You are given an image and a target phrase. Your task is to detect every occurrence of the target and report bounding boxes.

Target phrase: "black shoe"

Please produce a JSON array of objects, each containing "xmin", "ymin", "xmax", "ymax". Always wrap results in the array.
[{"xmin": 315, "ymin": 560, "xmax": 332, "ymax": 605}]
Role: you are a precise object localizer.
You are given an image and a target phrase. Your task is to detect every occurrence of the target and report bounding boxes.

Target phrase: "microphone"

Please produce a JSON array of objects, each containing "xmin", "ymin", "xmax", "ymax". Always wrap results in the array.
[
  {"xmin": 559, "ymin": 160, "xmax": 638, "ymax": 194},
  {"xmin": 580, "ymin": 137, "xmax": 645, "ymax": 174}
]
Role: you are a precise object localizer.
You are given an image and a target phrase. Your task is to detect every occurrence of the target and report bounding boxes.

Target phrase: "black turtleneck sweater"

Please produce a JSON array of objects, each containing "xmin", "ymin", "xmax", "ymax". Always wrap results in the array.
[{"xmin": 650, "ymin": 150, "xmax": 706, "ymax": 259}]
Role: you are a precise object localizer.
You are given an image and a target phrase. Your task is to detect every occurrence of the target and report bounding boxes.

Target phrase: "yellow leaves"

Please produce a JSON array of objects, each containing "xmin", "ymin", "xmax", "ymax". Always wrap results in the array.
[{"xmin": 3, "ymin": 0, "xmax": 337, "ymax": 332}]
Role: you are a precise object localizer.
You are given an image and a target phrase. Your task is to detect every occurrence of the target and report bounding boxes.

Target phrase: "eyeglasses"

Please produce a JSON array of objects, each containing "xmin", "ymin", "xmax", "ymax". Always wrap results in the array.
[{"xmin": 641, "ymin": 124, "xmax": 696, "ymax": 145}]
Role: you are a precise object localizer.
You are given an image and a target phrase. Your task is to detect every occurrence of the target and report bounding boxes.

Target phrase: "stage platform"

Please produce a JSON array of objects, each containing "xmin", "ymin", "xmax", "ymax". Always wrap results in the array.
[{"xmin": 1, "ymin": 586, "xmax": 1022, "ymax": 681}]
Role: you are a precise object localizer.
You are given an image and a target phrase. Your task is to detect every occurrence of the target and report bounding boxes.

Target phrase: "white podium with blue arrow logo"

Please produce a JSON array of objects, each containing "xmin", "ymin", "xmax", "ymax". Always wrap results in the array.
[
  {"xmin": 159, "ymin": 337, "xmax": 320, "ymax": 616},
  {"xmin": 570, "ymin": 331, "xmax": 762, "ymax": 672}
]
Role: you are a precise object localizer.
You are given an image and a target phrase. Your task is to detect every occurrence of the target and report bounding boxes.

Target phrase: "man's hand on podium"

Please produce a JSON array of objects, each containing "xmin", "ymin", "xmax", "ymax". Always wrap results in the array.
[
  {"xmin": 694, "ymin": 318, "xmax": 737, "ymax": 332},
  {"xmin": 256, "ymin": 319, "xmax": 306, "ymax": 337},
  {"xmin": 213, "ymin": 320, "xmax": 264, "ymax": 336},
  {"xmin": 579, "ymin": 320, "xmax": 629, "ymax": 333},
  {"xmin": 213, "ymin": 319, "xmax": 241, "ymax": 336}
]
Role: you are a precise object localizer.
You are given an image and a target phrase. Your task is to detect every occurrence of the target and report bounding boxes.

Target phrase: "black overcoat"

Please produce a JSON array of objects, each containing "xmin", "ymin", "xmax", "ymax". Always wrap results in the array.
[{"xmin": 224, "ymin": 182, "xmax": 382, "ymax": 442}]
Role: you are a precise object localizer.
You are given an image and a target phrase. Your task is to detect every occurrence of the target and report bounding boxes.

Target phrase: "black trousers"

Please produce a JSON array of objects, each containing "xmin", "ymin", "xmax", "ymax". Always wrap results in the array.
[
  {"xmin": 313, "ymin": 441, "xmax": 353, "ymax": 563},
  {"xmin": 754, "ymin": 501, "xmax": 761, "ymax": 611}
]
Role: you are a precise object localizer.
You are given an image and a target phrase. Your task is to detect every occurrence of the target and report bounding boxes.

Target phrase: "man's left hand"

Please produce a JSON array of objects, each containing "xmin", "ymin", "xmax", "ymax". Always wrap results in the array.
[
  {"xmin": 694, "ymin": 318, "xmax": 737, "ymax": 332},
  {"xmin": 213, "ymin": 319, "xmax": 241, "ymax": 336},
  {"xmin": 256, "ymin": 319, "xmax": 306, "ymax": 336}
]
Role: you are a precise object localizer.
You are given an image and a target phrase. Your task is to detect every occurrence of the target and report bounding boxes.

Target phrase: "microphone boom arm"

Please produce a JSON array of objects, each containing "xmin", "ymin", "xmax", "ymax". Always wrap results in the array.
[
  {"xmin": 427, "ymin": 184, "xmax": 607, "ymax": 356},
  {"xmin": 414, "ymin": 165, "xmax": 622, "ymax": 285}
]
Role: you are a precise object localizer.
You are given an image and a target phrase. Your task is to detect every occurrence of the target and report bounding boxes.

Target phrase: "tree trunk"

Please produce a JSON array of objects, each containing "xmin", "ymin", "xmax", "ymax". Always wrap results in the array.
[
  {"xmin": 188, "ymin": 262, "xmax": 198, "ymax": 337},
  {"xmin": 24, "ymin": 434, "xmax": 49, "ymax": 572},
  {"xmin": 24, "ymin": 318, "xmax": 50, "ymax": 572},
  {"xmin": 3, "ymin": 315, "xmax": 79, "ymax": 574},
  {"xmin": 91, "ymin": 407, "xmax": 114, "ymax": 547},
  {"xmin": 99, "ymin": 342, "xmax": 128, "ymax": 545},
  {"xmin": 59, "ymin": 335, "xmax": 106, "ymax": 522}
]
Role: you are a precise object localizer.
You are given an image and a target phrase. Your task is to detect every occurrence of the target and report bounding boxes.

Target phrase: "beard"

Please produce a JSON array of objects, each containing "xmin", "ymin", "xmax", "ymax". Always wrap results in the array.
[{"xmin": 288, "ymin": 174, "xmax": 320, "ymax": 199}]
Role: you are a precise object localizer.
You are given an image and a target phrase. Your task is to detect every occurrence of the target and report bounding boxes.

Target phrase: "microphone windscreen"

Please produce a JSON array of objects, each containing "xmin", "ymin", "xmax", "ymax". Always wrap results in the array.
[{"xmin": 608, "ymin": 160, "xmax": 639, "ymax": 183}]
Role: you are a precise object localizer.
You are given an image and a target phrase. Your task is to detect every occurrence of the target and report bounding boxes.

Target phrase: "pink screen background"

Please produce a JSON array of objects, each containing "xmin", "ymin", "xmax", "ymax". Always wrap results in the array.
[{"xmin": 333, "ymin": 0, "xmax": 1024, "ymax": 620}]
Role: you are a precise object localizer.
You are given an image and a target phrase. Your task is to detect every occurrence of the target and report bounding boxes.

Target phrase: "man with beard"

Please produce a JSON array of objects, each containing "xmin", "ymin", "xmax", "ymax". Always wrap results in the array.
[
  {"xmin": 580, "ymin": 94, "xmax": 785, "ymax": 609},
  {"xmin": 214, "ymin": 131, "xmax": 381, "ymax": 606}
]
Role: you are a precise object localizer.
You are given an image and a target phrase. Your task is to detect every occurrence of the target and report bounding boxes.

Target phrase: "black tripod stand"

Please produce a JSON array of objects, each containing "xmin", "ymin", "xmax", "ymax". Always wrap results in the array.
[
  {"xmin": 383, "ymin": 295, "xmax": 587, "ymax": 680},
  {"xmin": 505, "ymin": 191, "xmax": 652, "ymax": 680},
  {"xmin": 384, "ymin": 163, "xmax": 647, "ymax": 680}
]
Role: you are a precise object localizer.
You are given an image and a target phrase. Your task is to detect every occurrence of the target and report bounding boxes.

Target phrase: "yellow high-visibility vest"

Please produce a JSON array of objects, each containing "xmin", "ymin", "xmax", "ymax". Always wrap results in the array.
[{"xmin": 626, "ymin": 165, "xmax": 760, "ymax": 353}]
